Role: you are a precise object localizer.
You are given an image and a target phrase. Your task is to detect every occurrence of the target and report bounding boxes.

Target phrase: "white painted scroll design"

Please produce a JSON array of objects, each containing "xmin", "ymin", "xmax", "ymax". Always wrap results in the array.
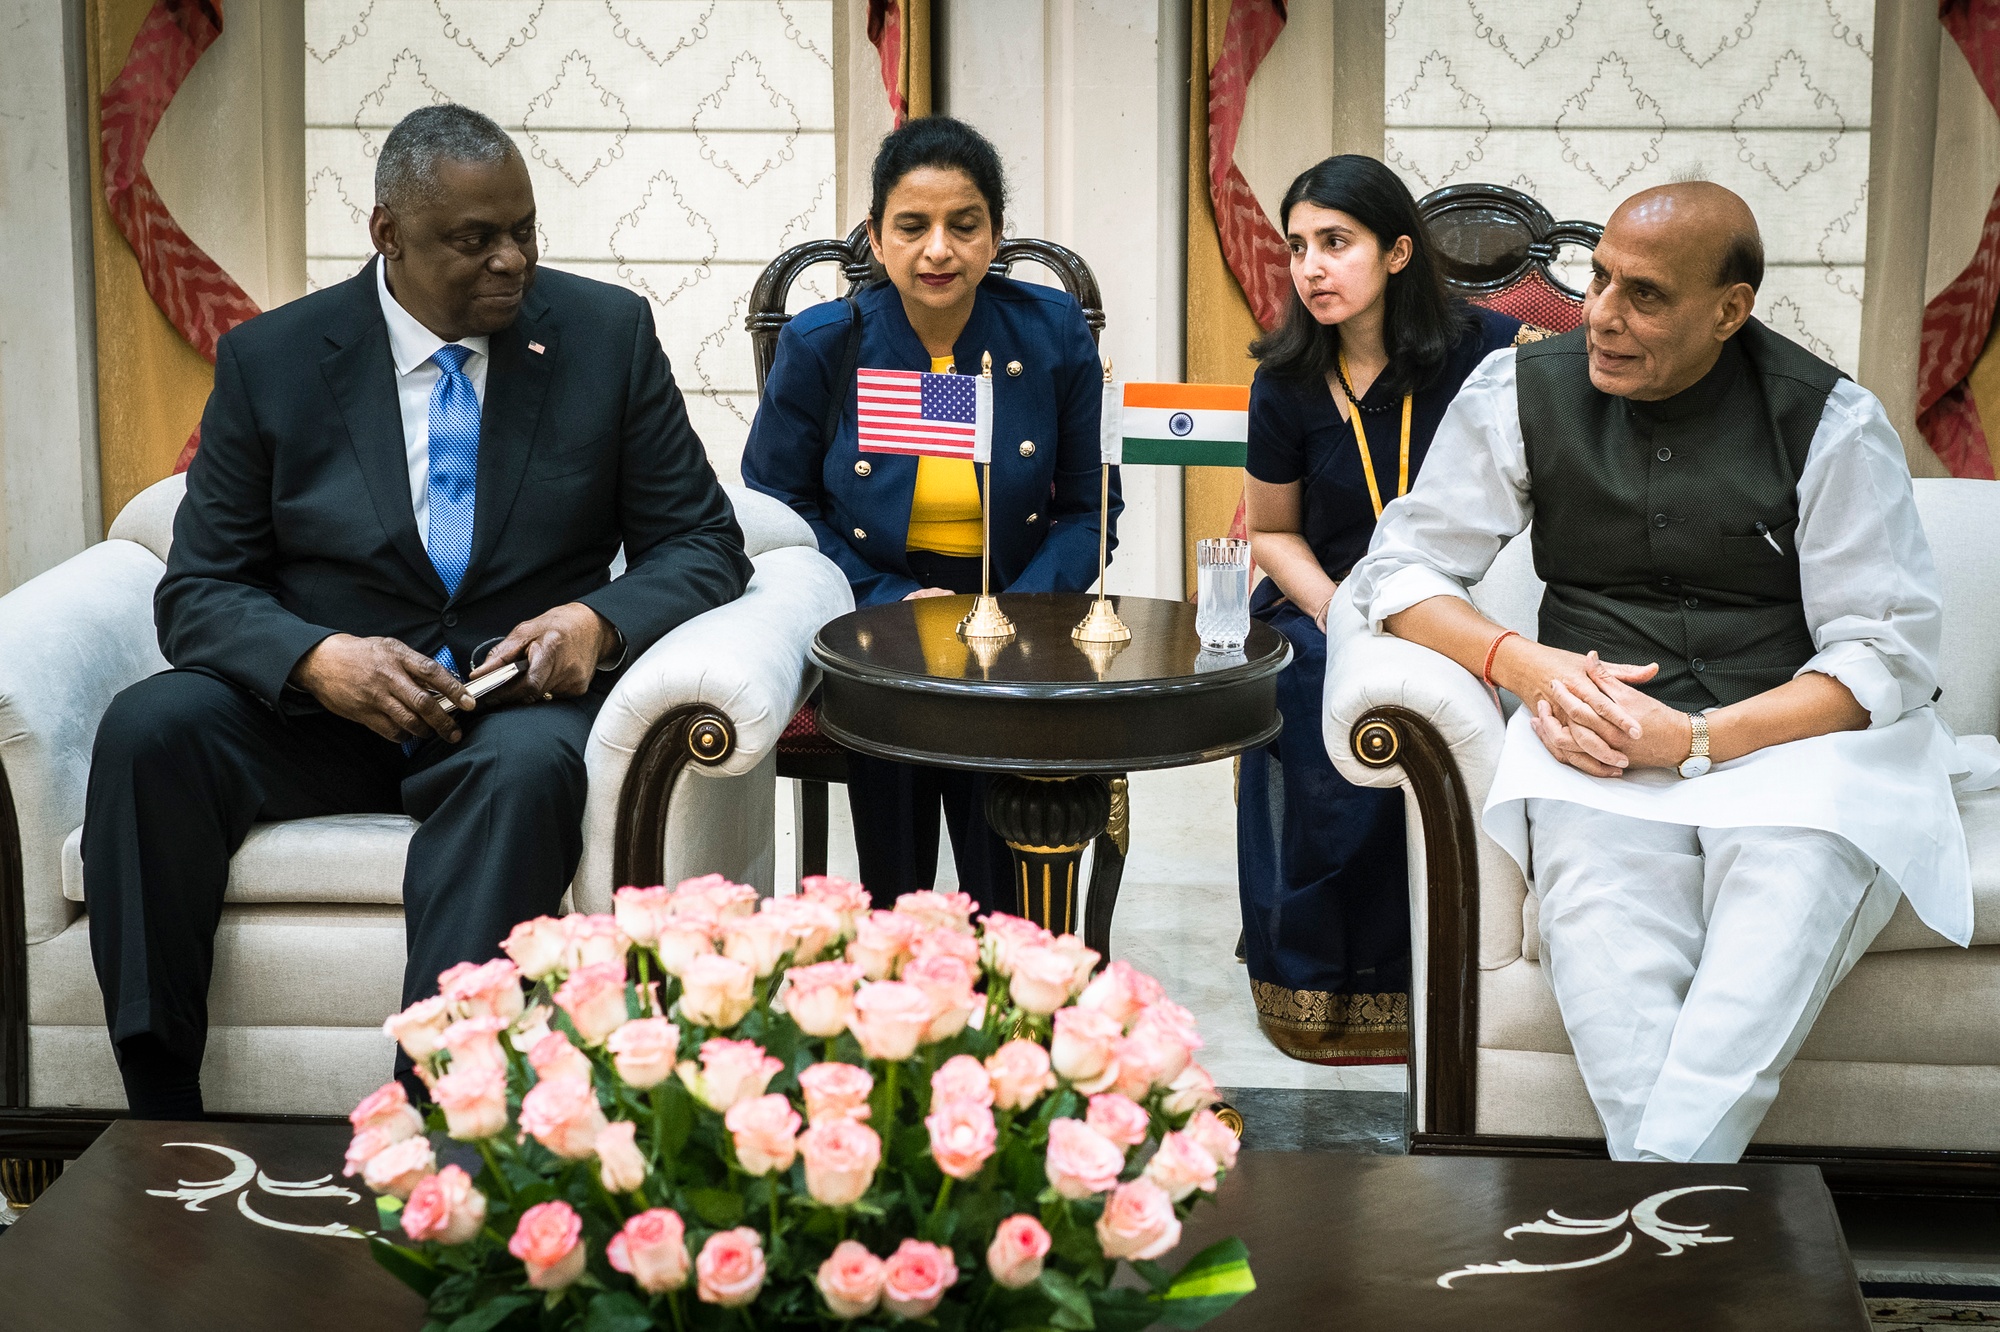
[
  {"xmin": 1438, "ymin": 1185, "xmax": 1749, "ymax": 1289},
  {"xmin": 145, "ymin": 1142, "xmax": 366, "ymax": 1240}
]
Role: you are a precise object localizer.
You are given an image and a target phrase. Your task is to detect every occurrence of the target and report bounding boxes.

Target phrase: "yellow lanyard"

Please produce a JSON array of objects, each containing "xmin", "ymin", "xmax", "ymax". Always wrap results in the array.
[{"xmin": 1338, "ymin": 350, "xmax": 1413, "ymax": 520}]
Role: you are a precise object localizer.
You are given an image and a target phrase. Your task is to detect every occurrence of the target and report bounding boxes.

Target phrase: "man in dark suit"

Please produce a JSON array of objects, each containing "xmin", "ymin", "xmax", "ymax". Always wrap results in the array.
[{"xmin": 83, "ymin": 104, "xmax": 752, "ymax": 1118}]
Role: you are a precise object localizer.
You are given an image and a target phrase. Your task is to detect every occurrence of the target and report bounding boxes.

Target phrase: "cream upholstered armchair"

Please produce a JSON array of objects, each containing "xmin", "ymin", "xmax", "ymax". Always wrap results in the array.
[
  {"xmin": 0, "ymin": 474, "xmax": 853, "ymax": 1147},
  {"xmin": 1323, "ymin": 478, "xmax": 2000, "ymax": 1195}
]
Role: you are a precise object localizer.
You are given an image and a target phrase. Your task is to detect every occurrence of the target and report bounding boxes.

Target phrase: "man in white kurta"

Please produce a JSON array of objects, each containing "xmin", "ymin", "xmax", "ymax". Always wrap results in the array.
[{"xmin": 1347, "ymin": 183, "xmax": 1983, "ymax": 1163}]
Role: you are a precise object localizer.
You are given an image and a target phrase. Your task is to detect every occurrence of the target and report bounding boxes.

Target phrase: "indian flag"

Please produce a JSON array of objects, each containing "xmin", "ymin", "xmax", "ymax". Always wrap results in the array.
[{"xmin": 1108, "ymin": 383, "xmax": 1250, "ymax": 467}]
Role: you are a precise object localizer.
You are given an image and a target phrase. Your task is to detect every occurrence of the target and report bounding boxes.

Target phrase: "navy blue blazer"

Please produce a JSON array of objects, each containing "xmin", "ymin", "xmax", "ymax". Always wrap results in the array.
[{"xmin": 740, "ymin": 276, "xmax": 1122, "ymax": 607}]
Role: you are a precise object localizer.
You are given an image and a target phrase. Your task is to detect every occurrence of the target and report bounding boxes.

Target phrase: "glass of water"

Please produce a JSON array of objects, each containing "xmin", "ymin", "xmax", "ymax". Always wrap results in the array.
[{"xmin": 1196, "ymin": 538, "xmax": 1251, "ymax": 652}]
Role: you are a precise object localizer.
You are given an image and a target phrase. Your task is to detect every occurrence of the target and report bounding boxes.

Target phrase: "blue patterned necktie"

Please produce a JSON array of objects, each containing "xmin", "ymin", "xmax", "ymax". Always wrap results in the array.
[{"xmin": 425, "ymin": 343, "xmax": 480, "ymax": 678}]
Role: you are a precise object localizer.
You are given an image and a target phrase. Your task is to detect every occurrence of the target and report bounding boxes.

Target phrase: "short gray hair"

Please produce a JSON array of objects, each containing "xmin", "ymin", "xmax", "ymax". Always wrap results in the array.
[{"xmin": 375, "ymin": 104, "xmax": 520, "ymax": 211}]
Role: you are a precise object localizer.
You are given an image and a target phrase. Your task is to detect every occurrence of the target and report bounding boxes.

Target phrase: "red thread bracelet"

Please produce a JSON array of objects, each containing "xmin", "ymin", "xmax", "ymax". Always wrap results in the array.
[{"xmin": 1482, "ymin": 629, "xmax": 1520, "ymax": 686}]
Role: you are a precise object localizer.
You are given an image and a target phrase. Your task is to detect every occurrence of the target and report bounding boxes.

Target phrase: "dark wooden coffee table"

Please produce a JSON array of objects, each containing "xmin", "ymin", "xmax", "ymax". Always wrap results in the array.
[
  {"xmin": 1178, "ymin": 1151, "xmax": 1869, "ymax": 1330},
  {"xmin": 0, "ymin": 1119, "xmax": 423, "ymax": 1330}
]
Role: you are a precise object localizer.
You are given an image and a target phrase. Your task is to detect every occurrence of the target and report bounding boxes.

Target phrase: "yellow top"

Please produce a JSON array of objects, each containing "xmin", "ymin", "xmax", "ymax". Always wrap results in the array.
[{"xmin": 905, "ymin": 355, "xmax": 984, "ymax": 556}]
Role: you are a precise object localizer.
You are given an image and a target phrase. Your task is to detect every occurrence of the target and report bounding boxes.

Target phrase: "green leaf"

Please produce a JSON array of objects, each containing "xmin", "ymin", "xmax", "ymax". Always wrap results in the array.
[
  {"xmin": 367, "ymin": 1236, "xmax": 441, "ymax": 1298},
  {"xmin": 441, "ymin": 1292, "xmax": 533, "ymax": 1332},
  {"xmin": 375, "ymin": 1195, "xmax": 405, "ymax": 1229},
  {"xmin": 1154, "ymin": 1237, "xmax": 1256, "ymax": 1329},
  {"xmin": 580, "ymin": 1291, "xmax": 654, "ymax": 1332},
  {"xmin": 1129, "ymin": 1259, "xmax": 1172, "ymax": 1294},
  {"xmin": 686, "ymin": 1186, "xmax": 745, "ymax": 1228},
  {"xmin": 1038, "ymin": 1269, "xmax": 1095, "ymax": 1331},
  {"xmin": 1090, "ymin": 1287, "xmax": 1164, "ymax": 1332}
]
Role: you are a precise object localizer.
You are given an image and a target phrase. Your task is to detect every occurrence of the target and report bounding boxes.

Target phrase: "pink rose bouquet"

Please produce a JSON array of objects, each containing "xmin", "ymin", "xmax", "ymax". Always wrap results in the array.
[{"xmin": 355, "ymin": 874, "xmax": 1252, "ymax": 1330}]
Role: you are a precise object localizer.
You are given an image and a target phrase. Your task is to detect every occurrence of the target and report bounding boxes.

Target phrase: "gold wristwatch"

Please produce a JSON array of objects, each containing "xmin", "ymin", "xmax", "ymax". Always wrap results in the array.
[{"xmin": 1678, "ymin": 712, "xmax": 1712, "ymax": 779}]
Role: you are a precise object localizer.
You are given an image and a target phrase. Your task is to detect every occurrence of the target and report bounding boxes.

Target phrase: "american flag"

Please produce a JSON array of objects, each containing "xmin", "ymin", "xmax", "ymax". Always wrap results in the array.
[{"xmin": 856, "ymin": 368, "xmax": 981, "ymax": 458}]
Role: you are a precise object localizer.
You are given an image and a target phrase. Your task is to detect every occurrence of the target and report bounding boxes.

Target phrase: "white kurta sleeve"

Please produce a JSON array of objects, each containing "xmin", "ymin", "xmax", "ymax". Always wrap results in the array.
[
  {"xmin": 1347, "ymin": 348, "xmax": 1534, "ymax": 631},
  {"xmin": 1793, "ymin": 379, "xmax": 1944, "ymax": 728}
]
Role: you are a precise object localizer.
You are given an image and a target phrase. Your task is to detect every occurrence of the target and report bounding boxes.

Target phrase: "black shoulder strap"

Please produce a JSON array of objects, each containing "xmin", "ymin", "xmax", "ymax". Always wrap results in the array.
[{"xmin": 822, "ymin": 294, "xmax": 863, "ymax": 449}]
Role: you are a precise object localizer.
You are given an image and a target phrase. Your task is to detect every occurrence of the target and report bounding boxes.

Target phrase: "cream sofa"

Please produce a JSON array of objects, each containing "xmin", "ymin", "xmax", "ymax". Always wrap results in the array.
[
  {"xmin": 0, "ymin": 475, "xmax": 853, "ymax": 1129},
  {"xmin": 1324, "ymin": 477, "xmax": 2000, "ymax": 1192}
]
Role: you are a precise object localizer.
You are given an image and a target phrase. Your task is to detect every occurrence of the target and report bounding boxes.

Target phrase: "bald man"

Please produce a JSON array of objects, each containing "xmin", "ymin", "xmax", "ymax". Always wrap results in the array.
[{"xmin": 1347, "ymin": 183, "xmax": 1987, "ymax": 1162}]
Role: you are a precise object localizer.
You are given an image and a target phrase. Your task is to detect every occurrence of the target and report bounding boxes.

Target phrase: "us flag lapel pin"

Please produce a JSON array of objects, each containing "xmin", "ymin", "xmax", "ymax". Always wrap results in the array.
[{"xmin": 528, "ymin": 341, "xmax": 546, "ymax": 355}]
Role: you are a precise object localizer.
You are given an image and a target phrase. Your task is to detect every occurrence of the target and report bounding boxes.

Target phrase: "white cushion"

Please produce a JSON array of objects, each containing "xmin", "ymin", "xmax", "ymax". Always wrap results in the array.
[
  {"xmin": 724, "ymin": 483, "xmax": 815, "ymax": 558},
  {"xmin": 60, "ymin": 814, "xmax": 414, "ymax": 906},
  {"xmin": 106, "ymin": 473, "xmax": 185, "ymax": 563}
]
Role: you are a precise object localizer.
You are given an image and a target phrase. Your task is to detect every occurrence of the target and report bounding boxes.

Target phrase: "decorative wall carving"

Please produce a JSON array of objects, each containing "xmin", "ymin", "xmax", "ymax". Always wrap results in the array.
[
  {"xmin": 1388, "ymin": 1, "xmax": 1871, "ymax": 370},
  {"xmin": 304, "ymin": 0, "xmax": 837, "ymax": 480}
]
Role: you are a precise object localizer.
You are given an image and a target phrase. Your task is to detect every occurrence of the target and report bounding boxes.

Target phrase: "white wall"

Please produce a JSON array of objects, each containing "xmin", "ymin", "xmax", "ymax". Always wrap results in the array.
[
  {"xmin": 940, "ymin": 0, "xmax": 1188, "ymax": 600},
  {"xmin": 0, "ymin": 0, "xmax": 102, "ymax": 591}
]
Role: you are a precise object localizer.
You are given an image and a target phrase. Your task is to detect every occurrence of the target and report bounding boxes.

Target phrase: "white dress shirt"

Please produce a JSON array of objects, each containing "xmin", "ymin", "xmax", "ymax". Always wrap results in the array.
[
  {"xmin": 375, "ymin": 257, "xmax": 489, "ymax": 548},
  {"xmin": 1347, "ymin": 347, "xmax": 2000, "ymax": 945}
]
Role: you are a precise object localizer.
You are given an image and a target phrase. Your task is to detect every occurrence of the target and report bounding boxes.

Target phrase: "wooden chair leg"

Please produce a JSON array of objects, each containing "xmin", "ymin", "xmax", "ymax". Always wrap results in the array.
[{"xmin": 800, "ymin": 780, "xmax": 829, "ymax": 878}]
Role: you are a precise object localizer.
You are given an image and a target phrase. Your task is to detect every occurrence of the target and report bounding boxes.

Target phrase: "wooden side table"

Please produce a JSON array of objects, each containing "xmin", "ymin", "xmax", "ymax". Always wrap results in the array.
[{"xmin": 813, "ymin": 593, "xmax": 1288, "ymax": 955}]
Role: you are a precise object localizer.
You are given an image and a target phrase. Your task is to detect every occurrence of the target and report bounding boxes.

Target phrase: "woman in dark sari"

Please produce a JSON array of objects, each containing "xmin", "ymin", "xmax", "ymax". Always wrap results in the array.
[{"xmin": 1237, "ymin": 156, "xmax": 1530, "ymax": 1063}]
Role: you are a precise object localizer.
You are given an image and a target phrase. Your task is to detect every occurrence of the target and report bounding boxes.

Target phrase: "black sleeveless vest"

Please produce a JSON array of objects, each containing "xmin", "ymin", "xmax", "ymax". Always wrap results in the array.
[{"xmin": 1514, "ymin": 319, "xmax": 1842, "ymax": 711}]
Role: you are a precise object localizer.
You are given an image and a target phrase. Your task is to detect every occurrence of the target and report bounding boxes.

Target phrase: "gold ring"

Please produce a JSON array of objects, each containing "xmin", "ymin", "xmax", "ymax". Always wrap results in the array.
[{"xmin": 542, "ymin": 692, "xmax": 554, "ymax": 702}]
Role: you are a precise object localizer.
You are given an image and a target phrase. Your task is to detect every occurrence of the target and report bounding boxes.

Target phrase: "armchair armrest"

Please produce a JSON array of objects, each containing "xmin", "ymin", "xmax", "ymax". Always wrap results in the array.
[{"xmin": 571, "ymin": 544, "xmax": 854, "ymax": 911}]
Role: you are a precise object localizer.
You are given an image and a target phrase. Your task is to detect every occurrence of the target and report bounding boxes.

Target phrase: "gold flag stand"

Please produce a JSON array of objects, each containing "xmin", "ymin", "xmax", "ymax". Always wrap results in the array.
[
  {"xmin": 959, "ymin": 351, "xmax": 1015, "ymax": 642},
  {"xmin": 1072, "ymin": 358, "xmax": 1130, "ymax": 645}
]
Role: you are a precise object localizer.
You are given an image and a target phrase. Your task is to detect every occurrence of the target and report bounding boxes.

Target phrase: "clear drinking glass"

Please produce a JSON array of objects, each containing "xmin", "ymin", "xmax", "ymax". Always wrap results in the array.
[{"xmin": 1195, "ymin": 537, "xmax": 1252, "ymax": 652}]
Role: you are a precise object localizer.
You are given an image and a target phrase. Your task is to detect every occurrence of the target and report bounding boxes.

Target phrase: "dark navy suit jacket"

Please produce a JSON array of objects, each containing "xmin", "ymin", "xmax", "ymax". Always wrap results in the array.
[
  {"xmin": 157, "ymin": 259, "xmax": 753, "ymax": 708},
  {"xmin": 740, "ymin": 275, "xmax": 1121, "ymax": 607}
]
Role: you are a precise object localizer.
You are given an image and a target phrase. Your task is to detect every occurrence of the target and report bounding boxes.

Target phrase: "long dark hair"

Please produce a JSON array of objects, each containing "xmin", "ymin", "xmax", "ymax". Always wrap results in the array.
[
  {"xmin": 869, "ymin": 116, "xmax": 1007, "ymax": 234},
  {"xmin": 1249, "ymin": 155, "xmax": 1469, "ymax": 395}
]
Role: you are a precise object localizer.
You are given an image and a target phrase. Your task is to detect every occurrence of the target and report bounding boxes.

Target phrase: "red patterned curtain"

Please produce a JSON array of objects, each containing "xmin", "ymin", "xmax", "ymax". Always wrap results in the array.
[
  {"xmin": 867, "ymin": 0, "xmax": 931, "ymax": 128},
  {"xmin": 1205, "ymin": 1, "xmax": 1291, "ymax": 333}
]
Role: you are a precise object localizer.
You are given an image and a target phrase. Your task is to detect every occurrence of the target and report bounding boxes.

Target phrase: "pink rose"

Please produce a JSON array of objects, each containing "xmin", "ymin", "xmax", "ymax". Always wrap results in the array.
[
  {"xmin": 1006, "ymin": 945, "xmax": 1076, "ymax": 1016},
  {"xmin": 1044, "ymin": 1118, "xmax": 1124, "ymax": 1200},
  {"xmin": 401, "ymin": 1164, "xmax": 485, "ymax": 1245},
  {"xmin": 361, "ymin": 1134, "xmax": 435, "ymax": 1200},
  {"xmin": 678, "ymin": 952, "xmax": 757, "ymax": 1029},
  {"xmin": 501, "ymin": 915, "xmax": 569, "ymax": 982},
  {"xmin": 762, "ymin": 895, "xmax": 843, "ymax": 963},
  {"xmin": 509, "ymin": 1004, "xmax": 552, "ymax": 1055},
  {"xmin": 606, "ymin": 1017, "xmax": 680, "ymax": 1090},
  {"xmin": 1136, "ymin": 998, "xmax": 1203, "ymax": 1052},
  {"xmin": 1051, "ymin": 1006, "xmax": 1123, "ymax": 1093},
  {"xmin": 432, "ymin": 1064, "xmax": 509, "ymax": 1141},
  {"xmin": 984, "ymin": 1039, "xmax": 1057, "ymax": 1112},
  {"xmin": 1144, "ymin": 1129, "xmax": 1220, "ymax": 1201},
  {"xmin": 798, "ymin": 1061, "xmax": 874, "ymax": 1124},
  {"xmin": 1124, "ymin": 1005, "xmax": 1198, "ymax": 1085},
  {"xmin": 1110, "ymin": 1025, "xmax": 1186, "ymax": 1101},
  {"xmin": 910, "ymin": 925, "xmax": 980, "ymax": 967},
  {"xmin": 612, "ymin": 884, "xmax": 674, "ymax": 946},
  {"xmin": 1184, "ymin": 1107, "xmax": 1241, "ymax": 1172},
  {"xmin": 926, "ymin": 1099, "xmax": 998, "ymax": 1180},
  {"xmin": 902, "ymin": 953, "xmax": 978, "ymax": 1043},
  {"xmin": 800, "ymin": 874, "xmax": 872, "ymax": 933},
  {"xmin": 596, "ymin": 1119, "xmax": 649, "ymax": 1193},
  {"xmin": 561, "ymin": 913, "xmax": 632, "ymax": 971},
  {"xmin": 930, "ymin": 1054, "xmax": 995, "ymax": 1109},
  {"xmin": 848, "ymin": 981, "xmax": 935, "ymax": 1061},
  {"xmin": 979, "ymin": 913, "xmax": 1054, "ymax": 976},
  {"xmin": 1085, "ymin": 1092, "xmax": 1151, "ymax": 1148},
  {"xmin": 1097, "ymin": 1177, "xmax": 1182, "ymax": 1261},
  {"xmin": 1077, "ymin": 959, "xmax": 1164, "ymax": 1028},
  {"xmin": 814, "ymin": 1239, "xmax": 886, "ymax": 1319},
  {"xmin": 721, "ymin": 914, "xmax": 791, "ymax": 977},
  {"xmin": 893, "ymin": 890, "xmax": 977, "ymax": 934},
  {"xmin": 985, "ymin": 1213, "xmax": 1051, "ymax": 1289},
  {"xmin": 1162, "ymin": 1061, "xmax": 1220, "ymax": 1117},
  {"xmin": 847, "ymin": 910, "xmax": 921, "ymax": 980},
  {"xmin": 518, "ymin": 1077, "xmax": 607, "ymax": 1160},
  {"xmin": 782, "ymin": 961, "xmax": 864, "ymax": 1038},
  {"xmin": 383, "ymin": 996, "xmax": 453, "ymax": 1063},
  {"xmin": 800, "ymin": 1116, "xmax": 882, "ymax": 1207},
  {"xmin": 724, "ymin": 1093, "xmax": 802, "ymax": 1176},
  {"xmin": 509, "ymin": 1200, "xmax": 586, "ymax": 1290},
  {"xmin": 440, "ymin": 1016, "xmax": 510, "ymax": 1077},
  {"xmin": 440, "ymin": 957, "xmax": 525, "ymax": 1023},
  {"xmin": 881, "ymin": 1238, "xmax": 959, "ymax": 1320},
  {"xmin": 652, "ymin": 917, "xmax": 718, "ymax": 978},
  {"xmin": 349, "ymin": 1081, "xmax": 422, "ymax": 1141},
  {"xmin": 607, "ymin": 1208, "xmax": 691, "ymax": 1294},
  {"xmin": 553, "ymin": 961, "xmax": 631, "ymax": 1047},
  {"xmin": 696, "ymin": 1227, "xmax": 767, "ymax": 1307},
  {"xmin": 676, "ymin": 1037, "xmax": 782, "ymax": 1112},
  {"xmin": 1051, "ymin": 934, "xmax": 1101, "ymax": 990},
  {"xmin": 671, "ymin": 874, "xmax": 759, "ymax": 924},
  {"xmin": 528, "ymin": 1031, "xmax": 594, "ymax": 1085}
]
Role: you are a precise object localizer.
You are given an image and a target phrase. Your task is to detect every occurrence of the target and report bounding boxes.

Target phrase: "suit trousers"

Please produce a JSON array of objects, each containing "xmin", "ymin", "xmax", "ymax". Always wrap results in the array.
[
  {"xmin": 1524, "ymin": 798, "xmax": 1901, "ymax": 1163},
  {"xmin": 83, "ymin": 668, "xmax": 598, "ymax": 1086}
]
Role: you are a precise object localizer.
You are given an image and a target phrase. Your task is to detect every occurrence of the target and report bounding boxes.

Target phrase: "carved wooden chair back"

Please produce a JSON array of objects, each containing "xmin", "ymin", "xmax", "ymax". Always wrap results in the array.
[{"xmin": 1417, "ymin": 183, "xmax": 1603, "ymax": 334}]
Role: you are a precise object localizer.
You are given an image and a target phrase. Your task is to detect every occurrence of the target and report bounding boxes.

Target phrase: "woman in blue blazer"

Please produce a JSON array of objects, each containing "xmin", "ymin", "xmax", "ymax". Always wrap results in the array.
[{"xmin": 743, "ymin": 116, "xmax": 1120, "ymax": 911}]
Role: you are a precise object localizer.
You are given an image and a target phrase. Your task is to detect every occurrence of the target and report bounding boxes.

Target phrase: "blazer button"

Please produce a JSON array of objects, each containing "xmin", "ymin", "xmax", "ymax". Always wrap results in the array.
[
  {"xmin": 853, "ymin": 527, "xmax": 867, "ymax": 540},
  {"xmin": 1026, "ymin": 513, "xmax": 1039, "ymax": 524},
  {"xmin": 1007, "ymin": 361, "xmax": 1024, "ymax": 377},
  {"xmin": 855, "ymin": 460, "xmax": 872, "ymax": 477},
  {"xmin": 443, "ymin": 612, "xmax": 459, "ymax": 628},
  {"xmin": 1019, "ymin": 441, "xmax": 1036, "ymax": 458}
]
